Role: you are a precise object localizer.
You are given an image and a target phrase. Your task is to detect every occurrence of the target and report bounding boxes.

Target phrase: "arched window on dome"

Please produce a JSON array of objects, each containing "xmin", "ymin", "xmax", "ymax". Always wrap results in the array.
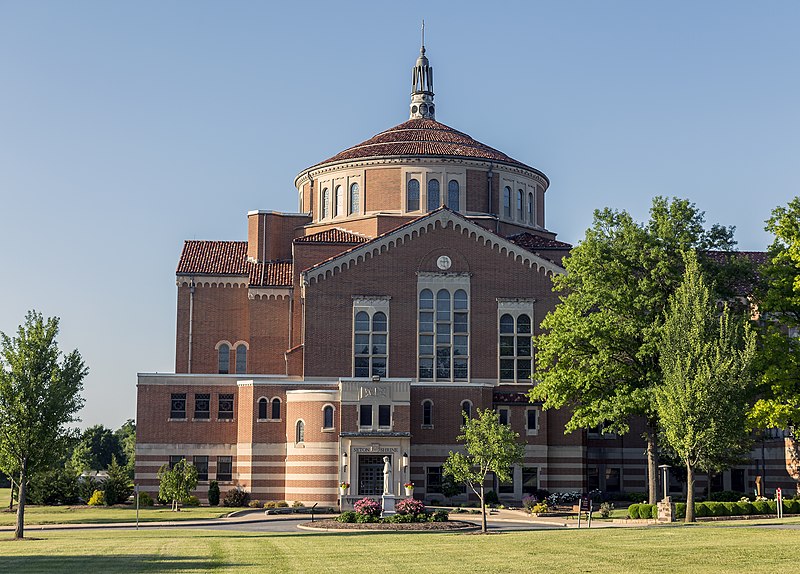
[
  {"xmin": 407, "ymin": 179, "xmax": 420, "ymax": 212},
  {"xmin": 528, "ymin": 192, "xmax": 534, "ymax": 224},
  {"xmin": 517, "ymin": 189, "xmax": 524, "ymax": 221},
  {"xmin": 427, "ymin": 179, "xmax": 440, "ymax": 211},
  {"xmin": 447, "ymin": 180, "xmax": 460, "ymax": 212},
  {"xmin": 334, "ymin": 185, "xmax": 343, "ymax": 217},
  {"xmin": 321, "ymin": 188, "xmax": 330, "ymax": 219},
  {"xmin": 349, "ymin": 182, "xmax": 360, "ymax": 215},
  {"xmin": 503, "ymin": 186, "xmax": 511, "ymax": 218}
]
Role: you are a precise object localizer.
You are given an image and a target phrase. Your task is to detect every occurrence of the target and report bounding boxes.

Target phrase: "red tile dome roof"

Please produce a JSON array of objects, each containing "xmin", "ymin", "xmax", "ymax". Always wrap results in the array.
[{"xmin": 309, "ymin": 118, "xmax": 538, "ymax": 173}]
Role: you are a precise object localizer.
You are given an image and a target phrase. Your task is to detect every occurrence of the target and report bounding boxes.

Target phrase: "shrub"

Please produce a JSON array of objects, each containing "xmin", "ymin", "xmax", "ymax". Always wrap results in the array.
[
  {"xmin": 787, "ymin": 499, "xmax": 800, "ymax": 514},
  {"xmin": 708, "ymin": 490, "xmax": 746, "ymax": 502},
  {"xmin": 138, "ymin": 491, "xmax": 154, "ymax": 507},
  {"xmin": 430, "ymin": 499, "xmax": 441, "ymax": 506},
  {"xmin": 353, "ymin": 497, "xmax": 381, "ymax": 518},
  {"xmin": 737, "ymin": 501, "xmax": 755, "ymax": 515},
  {"xmin": 430, "ymin": 509, "xmax": 449, "ymax": 522},
  {"xmin": 640, "ymin": 504, "xmax": 658, "ymax": 519},
  {"xmin": 28, "ymin": 467, "xmax": 81, "ymax": 506},
  {"xmin": 627, "ymin": 504, "xmax": 640, "ymax": 519},
  {"xmin": 675, "ymin": 503, "xmax": 686, "ymax": 519},
  {"xmin": 599, "ymin": 501, "xmax": 614, "ymax": 518},
  {"xmin": 534, "ymin": 489, "xmax": 551, "ymax": 501},
  {"xmin": 207, "ymin": 481, "xmax": 220, "ymax": 507},
  {"xmin": 248, "ymin": 500, "xmax": 262, "ymax": 508},
  {"xmin": 396, "ymin": 498, "xmax": 425, "ymax": 516},
  {"xmin": 767, "ymin": 501, "xmax": 778, "ymax": 514},
  {"xmin": 704, "ymin": 502, "xmax": 727, "ymax": 517},
  {"xmin": 521, "ymin": 495, "xmax": 538, "ymax": 512},
  {"xmin": 484, "ymin": 490, "xmax": 499, "ymax": 505},
  {"xmin": 104, "ymin": 456, "xmax": 133, "ymax": 506},
  {"xmin": 628, "ymin": 492, "xmax": 647, "ymax": 503},
  {"xmin": 531, "ymin": 502, "xmax": 549, "ymax": 514},
  {"xmin": 87, "ymin": 490, "xmax": 106, "ymax": 506},
  {"xmin": 263, "ymin": 501, "xmax": 277, "ymax": 509},
  {"xmin": 78, "ymin": 476, "xmax": 100, "ymax": 504},
  {"xmin": 355, "ymin": 512, "xmax": 377, "ymax": 523},
  {"xmin": 185, "ymin": 495, "xmax": 200, "ymax": 507},
  {"xmin": 753, "ymin": 500, "xmax": 770, "ymax": 514},
  {"xmin": 292, "ymin": 500, "xmax": 304, "ymax": 508},
  {"xmin": 223, "ymin": 487, "xmax": 250, "ymax": 507},
  {"xmin": 336, "ymin": 511, "xmax": 357, "ymax": 523},
  {"xmin": 695, "ymin": 503, "xmax": 710, "ymax": 518},
  {"xmin": 276, "ymin": 501, "xmax": 289, "ymax": 508},
  {"xmin": 386, "ymin": 513, "xmax": 414, "ymax": 523},
  {"xmin": 723, "ymin": 502, "xmax": 739, "ymax": 516}
]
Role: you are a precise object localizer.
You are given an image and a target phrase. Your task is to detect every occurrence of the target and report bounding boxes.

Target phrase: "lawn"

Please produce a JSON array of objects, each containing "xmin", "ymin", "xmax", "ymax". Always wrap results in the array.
[
  {"xmin": 0, "ymin": 489, "xmax": 229, "ymax": 525},
  {"xmin": 0, "ymin": 523, "xmax": 797, "ymax": 573}
]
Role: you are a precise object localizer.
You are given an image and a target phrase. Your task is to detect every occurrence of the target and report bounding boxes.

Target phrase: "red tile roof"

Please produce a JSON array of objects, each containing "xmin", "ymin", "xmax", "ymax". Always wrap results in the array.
[
  {"xmin": 309, "ymin": 118, "xmax": 538, "ymax": 172},
  {"xmin": 177, "ymin": 241, "xmax": 293, "ymax": 287},
  {"xmin": 507, "ymin": 232, "xmax": 572, "ymax": 251},
  {"xmin": 294, "ymin": 227, "xmax": 369, "ymax": 244}
]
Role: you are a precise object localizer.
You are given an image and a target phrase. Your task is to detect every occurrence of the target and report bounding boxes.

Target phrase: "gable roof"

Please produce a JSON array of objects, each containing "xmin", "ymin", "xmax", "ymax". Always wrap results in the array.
[
  {"xmin": 301, "ymin": 208, "xmax": 565, "ymax": 285},
  {"xmin": 294, "ymin": 227, "xmax": 369, "ymax": 244}
]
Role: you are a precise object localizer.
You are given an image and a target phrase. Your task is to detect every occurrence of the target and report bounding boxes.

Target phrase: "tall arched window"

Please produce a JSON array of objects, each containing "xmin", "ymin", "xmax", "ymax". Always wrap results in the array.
[
  {"xmin": 271, "ymin": 398, "xmax": 281, "ymax": 420},
  {"xmin": 323, "ymin": 405, "xmax": 334, "ymax": 429},
  {"xmin": 334, "ymin": 185, "xmax": 343, "ymax": 217},
  {"xmin": 503, "ymin": 186, "xmax": 511, "ymax": 217},
  {"xmin": 427, "ymin": 179, "xmax": 440, "ymax": 211},
  {"xmin": 235, "ymin": 344, "xmax": 247, "ymax": 374},
  {"xmin": 499, "ymin": 313, "xmax": 532, "ymax": 382},
  {"xmin": 447, "ymin": 180, "xmax": 460, "ymax": 212},
  {"xmin": 354, "ymin": 310, "xmax": 387, "ymax": 378},
  {"xmin": 321, "ymin": 188, "xmax": 329, "ymax": 219},
  {"xmin": 517, "ymin": 189, "xmax": 524, "ymax": 220},
  {"xmin": 258, "ymin": 397, "xmax": 268, "ymax": 420},
  {"xmin": 422, "ymin": 400, "xmax": 433, "ymax": 426},
  {"xmin": 295, "ymin": 420, "xmax": 305, "ymax": 443},
  {"xmin": 407, "ymin": 179, "xmax": 420, "ymax": 211},
  {"xmin": 418, "ymin": 287, "xmax": 469, "ymax": 381},
  {"xmin": 218, "ymin": 343, "xmax": 230, "ymax": 374},
  {"xmin": 349, "ymin": 182, "xmax": 360, "ymax": 215},
  {"xmin": 528, "ymin": 192, "xmax": 534, "ymax": 224},
  {"xmin": 461, "ymin": 400, "xmax": 472, "ymax": 425}
]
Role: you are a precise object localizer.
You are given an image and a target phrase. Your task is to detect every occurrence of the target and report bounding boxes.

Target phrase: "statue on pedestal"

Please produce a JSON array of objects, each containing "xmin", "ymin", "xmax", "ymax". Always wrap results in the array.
[{"xmin": 383, "ymin": 455, "xmax": 393, "ymax": 495}]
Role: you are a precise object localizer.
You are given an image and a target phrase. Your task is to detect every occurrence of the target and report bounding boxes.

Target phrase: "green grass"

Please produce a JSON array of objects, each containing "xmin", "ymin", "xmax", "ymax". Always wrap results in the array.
[
  {"xmin": 0, "ymin": 523, "xmax": 797, "ymax": 573},
  {"xmin": 0, "ymin": 488, "xmax": 9, "ymax": 508}
]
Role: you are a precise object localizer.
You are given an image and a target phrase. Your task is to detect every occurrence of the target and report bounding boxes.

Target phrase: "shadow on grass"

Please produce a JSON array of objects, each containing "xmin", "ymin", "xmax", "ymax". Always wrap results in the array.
[{"xmin": 0, "ymin": 554, "xmax": 257, "ymax": 573}]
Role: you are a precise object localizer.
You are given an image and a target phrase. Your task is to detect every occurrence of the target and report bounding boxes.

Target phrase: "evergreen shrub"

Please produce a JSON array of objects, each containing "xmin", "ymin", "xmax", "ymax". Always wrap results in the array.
[
  {"xmin": 207, "ymin": 481, "xmax": 220, "ymax": 506},
  {"xmin": 185, "ymin": 495, "xmax": 200, "ymax": 507},
  {"xmin": 138, "ymin": 491, "xmax": 154, "ymax": 507}
]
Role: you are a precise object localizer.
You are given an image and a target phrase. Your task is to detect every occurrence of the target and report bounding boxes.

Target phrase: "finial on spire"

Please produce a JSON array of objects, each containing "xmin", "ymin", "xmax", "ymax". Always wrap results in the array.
[{"xmin": 410, "ymin": 23, "xmax": 435, "ymax": 120}]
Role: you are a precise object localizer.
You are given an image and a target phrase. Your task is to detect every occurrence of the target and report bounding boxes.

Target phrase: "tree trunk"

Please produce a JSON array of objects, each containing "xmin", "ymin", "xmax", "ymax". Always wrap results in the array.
[
  {"xmin": 645, "ymin": 428, "xmax": 659, "ymax": 504},
  {"xmin": 685, "ymin": 462, "xmax": 695, "ymax": 523},
  {"xmin": 479, "ymin": 483, "xmax": 487, "ymax": 533},
  {"xmin": 8, "ymin": 477, "xmax": 14, "ymax": 511},
  {"xmin": 15, "ymin": 461, "xmax": 27, "ymax": 539}
]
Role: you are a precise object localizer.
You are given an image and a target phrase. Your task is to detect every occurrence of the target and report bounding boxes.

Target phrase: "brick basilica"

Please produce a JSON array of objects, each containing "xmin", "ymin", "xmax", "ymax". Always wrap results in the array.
[{"xmin": 135, "ymin": 43, "xmax": 787, "ymax": 506}]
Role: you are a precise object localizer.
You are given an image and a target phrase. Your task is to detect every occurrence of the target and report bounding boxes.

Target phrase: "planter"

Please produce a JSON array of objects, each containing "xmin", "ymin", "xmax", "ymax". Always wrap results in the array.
[
  {"xmin": 340, "ymin": 488, "xmax": 348, "ymax": 496},
  {"xmin": 405, "ymin": 487, "xmax": 414, "ymax": 497}
]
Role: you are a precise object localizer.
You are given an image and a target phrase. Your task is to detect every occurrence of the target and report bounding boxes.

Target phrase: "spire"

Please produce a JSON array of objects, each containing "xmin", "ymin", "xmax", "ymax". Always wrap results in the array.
[{"xmin": 410, "ymin": 20, "xmax": 435, "ymax": 120}]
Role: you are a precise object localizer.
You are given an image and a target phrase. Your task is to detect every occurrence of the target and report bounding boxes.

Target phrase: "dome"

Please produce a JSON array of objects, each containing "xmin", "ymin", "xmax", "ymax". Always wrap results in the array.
[{"xmin": 307, "ymin": 118, "xmax": 538, "ymax": 174}]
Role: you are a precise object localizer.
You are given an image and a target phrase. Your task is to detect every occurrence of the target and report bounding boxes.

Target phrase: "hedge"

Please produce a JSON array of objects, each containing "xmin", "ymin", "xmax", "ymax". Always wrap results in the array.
[
  {"xmin": 627, "ymin": 503, "xmax": 657, "ymax": 519},
  {"xmin": 632, "ymin": 500, "xmax": 797, "ymax": 520}
]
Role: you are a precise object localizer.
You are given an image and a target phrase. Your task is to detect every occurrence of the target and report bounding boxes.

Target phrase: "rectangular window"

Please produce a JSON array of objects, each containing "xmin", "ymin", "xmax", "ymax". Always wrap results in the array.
[
  {"xmin": 378, "ymin": 405, "xmax": 391, "ymax": 428},
  {"xmin": 498, "ymin": 407, "xmax": 509, "ymax": 426},
  {"xmin": 418, "ymin": 281, "xmax": 470, "ymax": 382},
  {"xmin": 359, "ymin": 404, "xmax": 372, "ymax": 428},
  {"xmin": 194, "ymin": 393, "xmax": 210, "ymax": 419},
  {"xmin": 426, "ymin": 466, "xmax": 443, "ymax": 494},
  {"xmin": 217, "ymin": 456, "xmax": 232, "ymax": 482},
  {"xmin": 587, "ymin": 466, "xmax": 600, "ymax": 491},
  {"xmin": 522, "ymin": 467, "xmax": 538, "ymax": 495},
  {"xmin": 170, "ymin": 393, "xmax": 186, "ymax": 419},
  {"xmin": 218, "ymin": 393, "xmax": 234, "ymax": 420},
  {"xmin": 605, "ymin": 467, "xmax": 621, "ymax": 492},
  {"xmin": 526, "ymin": 409, "xmax": 538, "ymax": 434},
  {"xmin": 498, "ymin": 468, "xmax": 515, "ymax": 494},
  {"xmin": 498, "ymin": 307, "xmax": 533, "ymax": 382},
  {"xmin": 194, "ymin": 456, "xmax": 209, "ymax": 481},
  {"xmin": 353, "ymin": 300, "xmax": 390, "ymax": 378},
  {"xmin": 169, "ymin": 455, "xmax": 183, "ymax": 470}
]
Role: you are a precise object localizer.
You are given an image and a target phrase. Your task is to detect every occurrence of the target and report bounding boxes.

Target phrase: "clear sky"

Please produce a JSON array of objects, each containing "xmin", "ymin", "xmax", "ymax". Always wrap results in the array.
[{"xmin": 1, "ymin": 1, "xmax": 798, "ymax": 429}]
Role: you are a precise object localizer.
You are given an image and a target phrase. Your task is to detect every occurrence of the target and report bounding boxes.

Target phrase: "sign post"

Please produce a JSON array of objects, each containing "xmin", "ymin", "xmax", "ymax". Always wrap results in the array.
[
  {"xmin": 576, "ymin": 495, "xmax": 592, "ymax": 528},
  {"xmin": 776, "ymin": 488, "xmax": 783, "ymax": 519},
  {"xmin": 135, "ymin": 484, "xmax": 140, "ymax": 530}
]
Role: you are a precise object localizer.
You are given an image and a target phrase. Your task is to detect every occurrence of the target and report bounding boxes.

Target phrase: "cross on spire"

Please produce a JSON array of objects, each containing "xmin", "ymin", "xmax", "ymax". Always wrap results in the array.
[{"xmin": 410, "ymin": 22, "xmax": 435, "ymax": 120}]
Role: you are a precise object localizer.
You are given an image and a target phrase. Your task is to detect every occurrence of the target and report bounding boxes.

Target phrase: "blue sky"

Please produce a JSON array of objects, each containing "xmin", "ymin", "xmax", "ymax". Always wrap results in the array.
[{"xmin": 1, "ymin": 1, "xmax": 798, "ymax": 429}]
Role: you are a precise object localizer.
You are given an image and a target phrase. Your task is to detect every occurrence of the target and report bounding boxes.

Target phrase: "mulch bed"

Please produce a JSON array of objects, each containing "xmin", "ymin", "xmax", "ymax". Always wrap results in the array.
[{"xmin": 301, "ymin": 519, "xmax": 475, "ymax": 531}]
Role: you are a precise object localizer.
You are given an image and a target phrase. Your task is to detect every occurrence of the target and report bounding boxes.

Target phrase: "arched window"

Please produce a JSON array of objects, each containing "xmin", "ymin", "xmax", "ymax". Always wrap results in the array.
[
  {"xmin": 407, "ymin": 179, "xmax": 420, "ymax": 211},
  {"xmin": 427, "ymin": 179, "xmax": 440, "ymax": 211},
  {"xmin": 258, "ymin": 397, "xmax": 268, "ymax": 420},
  {"xmin": 354, "ymin": 308, "xmax": 388, "ymax": 378},
  {"xmin": 218, "ymin": 343, "xmax": 230, "ymax": 374},
  {"xmin": 447, "ymin": 180, "xmax": 460, "ymax": 212},
  {"xmin": 334, "ymin": 185, "xmax": 343, "ymax": 217},
  {"xmin": 271, "ymin": 398, "xmax": 281, "ymax": 420},
  {"xmin": 422, "ymin": 400, "xmax": 433, "ymax": 426},
  {"xmin": 349, "ymin": 182, "xmax": 360, "ymax": 215},
  {"xmin": 503, "ymin": 186, "xmax": 511, "ymax": 217},
  {"xmin": 295, "ymin": 420, "xmax": 305, "ymax": 443},
  {"xmin": 461, "ymin": 400, "xmax": 472, "ymax": 425},
  {"xmin": 528, "ymin": 192, "xmax": 534, "ymax": 224},
  {"xmin": 500, "ymin": 313, "xmax": 532, "ymax": 382},
  {"xmin": 419, "ymin": 287, "xmax": 469, "ymax": 381},
  {"xmin": 517, "ymin": 189, "xmax": 524, "ymax": 220},
  {"xmin": 323, "ymin": 405, "xmax": 334, "ymax": 429},
  {"xmin": 321, "ymin": 188, "xmax": 329, "ymax": 219},
  {"xmin": 235, "ymin": 344, "xmax": 247, "ymax": 374}
]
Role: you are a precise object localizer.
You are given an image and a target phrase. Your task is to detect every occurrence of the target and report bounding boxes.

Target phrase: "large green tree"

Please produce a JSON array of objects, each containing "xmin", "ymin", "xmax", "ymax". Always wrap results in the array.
[
  {"xmin": 751, "ymin": 197, "xmax": 800, "ymax": 493},
  {"xmin": 70, "ymin": 424, "xmax": 124, "ymax": 472},
  {"xmin": 530, "ymin": 197, "xmax": 743, "ymax": 503},
  {"xmin": 656, "ymin": 253, "xmax": 755, "ymax": 522},
  {"xmin": 442, "ymin": 409, "xmax": 524, "ymax": 533},
  {"xmin": 158, "ymin": 458, "xmax": 198, "ymax": 511},
  {"xmin": 0, "ymin": 311, "xmax": 87, "ymax": 539}
]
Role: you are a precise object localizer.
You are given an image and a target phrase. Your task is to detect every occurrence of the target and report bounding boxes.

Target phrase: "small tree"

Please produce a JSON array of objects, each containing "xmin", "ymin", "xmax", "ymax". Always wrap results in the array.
[
  {"xmin": 656, "ymin": 253, "xmax": 755, "ymax": 522},
  {"xmin": 443, "ymin": 409, "xmax": 524, "ymax": 533},
  {"xmin": 157, "ymin": 459, "xmax": 198, "ymax": 511},
  {"xmin": 208, "ymin": 480, "xmax": 220, "ymax": 506},
  {"xmin": 0, "ymin": 311, "xmax": 87, "ymax": 539},
  {"xmin": 104, "ymin": 455, "xmax": 133, "ymax": 506}
]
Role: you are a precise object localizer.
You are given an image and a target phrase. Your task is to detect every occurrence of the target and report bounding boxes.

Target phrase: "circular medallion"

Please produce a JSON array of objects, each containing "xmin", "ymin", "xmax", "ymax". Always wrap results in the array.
[{"xmin": 436, "ymin": 255, "xmax": 452, "ymax": 270}]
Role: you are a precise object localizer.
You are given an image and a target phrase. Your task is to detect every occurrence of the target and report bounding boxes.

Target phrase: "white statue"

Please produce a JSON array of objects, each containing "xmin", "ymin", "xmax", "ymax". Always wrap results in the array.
[{"xmin": 383, "ymin": 455, "xmax": 392, "ymax": 495}]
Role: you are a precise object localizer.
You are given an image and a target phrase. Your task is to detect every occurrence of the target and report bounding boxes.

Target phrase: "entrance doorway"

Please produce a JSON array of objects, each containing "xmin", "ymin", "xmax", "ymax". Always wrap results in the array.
[{"xmin": 358, "ymin": 455, "xmax": 387, "ymax": 496}]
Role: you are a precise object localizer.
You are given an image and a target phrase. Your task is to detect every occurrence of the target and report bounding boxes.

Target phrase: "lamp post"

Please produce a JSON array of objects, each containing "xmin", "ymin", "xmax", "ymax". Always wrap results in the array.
[{"xmin": 658, "ymin": 464, "xmax": 671, "ymax": 501}]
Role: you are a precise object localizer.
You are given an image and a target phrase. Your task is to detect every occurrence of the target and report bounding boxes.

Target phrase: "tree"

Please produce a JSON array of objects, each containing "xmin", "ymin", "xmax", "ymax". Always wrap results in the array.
[
  {"xmin": 751, "ymin": 198, "xmax": 800, "ymax": 494},
  {"xmin": 0, "ymin": 311, "xmax": 87, "ymax": 539},
  {"xmin": 656, "ymin": 253, "xmax": 755, "ymax": 522},
  {"xmin": 442, "ymin": 409, "xmax": 524, "ymax": 533},
  {"xmin": 158, "ymin": 459, "xmax": 198, "ymax": 511},
  {"xmin": 529, "ymin": 197, "xmax": 742, "ymax": 503},
  {"xmin": 114, "ymin": 419, "xmax": 136, "ymax": 479},
  {"xmin": 104, "ymin": 455, "xmax": 134, "ymax": 506},
  {"xmin": 70, "ymin": 425, "xmax": 124, "ymax": 472}
]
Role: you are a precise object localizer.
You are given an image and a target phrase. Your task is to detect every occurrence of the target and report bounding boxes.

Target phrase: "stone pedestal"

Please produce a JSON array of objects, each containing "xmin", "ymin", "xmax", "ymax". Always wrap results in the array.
[
  {"xmin": 657, "ymin": 497, "xmax": 675, "ymax": 522},
  {"xmin": 382, "ymin": 495, "xmax": 396, "ymax": 516}
]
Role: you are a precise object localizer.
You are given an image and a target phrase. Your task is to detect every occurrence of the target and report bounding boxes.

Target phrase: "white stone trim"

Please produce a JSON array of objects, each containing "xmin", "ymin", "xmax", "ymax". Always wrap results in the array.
[
  {"xmin": 248, "ymin": 288, "xmax": 292, "ymax": 300},
  {"xmin": 177, "ymin": 276, "xmax": 248, "ymax": 288}
]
